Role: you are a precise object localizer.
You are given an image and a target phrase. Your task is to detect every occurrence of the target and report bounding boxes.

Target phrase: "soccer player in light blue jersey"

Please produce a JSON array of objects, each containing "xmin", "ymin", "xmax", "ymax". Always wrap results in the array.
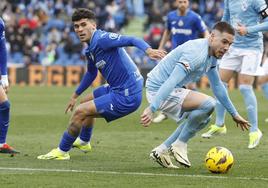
[
  {"xmin": 258, "ymin": 58, "xmax": 268, "ymax": 122},
  {"xmin": 202, "ymin": 0, "xmax": 268, "ymax": 149},
  {"xmin": 0, "ymin": 18, "xmax": 19, "ymax": 154},
  {"xmin": 153, "ymin": 0, "xmax": 209, "ymax": 123},
  {"xmin": 141, "ymin": 22, "xmax": 250, "ymax": 168},
  {"xmin": 37, "ymin": 8, "xmax": 166, "ymax": 160}
]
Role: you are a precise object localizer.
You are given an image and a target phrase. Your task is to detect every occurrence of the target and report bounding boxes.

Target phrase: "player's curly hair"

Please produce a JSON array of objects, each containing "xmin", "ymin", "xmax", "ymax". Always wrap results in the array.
[
  {"xmin": 72, "ymin": 8, "xmax": 96, "ymax": 22},
  {"xmin": 213, "ymin": 21, "xmax": 235, "ymax": 35}
]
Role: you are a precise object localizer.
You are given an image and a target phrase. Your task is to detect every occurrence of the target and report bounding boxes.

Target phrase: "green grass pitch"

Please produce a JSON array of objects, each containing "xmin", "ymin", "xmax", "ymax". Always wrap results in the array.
[{"xmin": 0, "ymin": 86, "xmax": 267, "ymax": 188}]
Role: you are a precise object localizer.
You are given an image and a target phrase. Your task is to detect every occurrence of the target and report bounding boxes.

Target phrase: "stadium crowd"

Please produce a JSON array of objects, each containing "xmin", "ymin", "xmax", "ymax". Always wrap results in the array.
[{"xmin": 0, "ymin": 0, "xmax": 267, "ymax": 68}]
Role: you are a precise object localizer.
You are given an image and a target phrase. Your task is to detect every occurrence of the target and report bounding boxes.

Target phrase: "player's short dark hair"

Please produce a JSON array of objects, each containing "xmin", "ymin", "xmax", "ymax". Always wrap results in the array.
[
  {"xmin": 72, "ymin": 8, "xmax": 96, "ymax": 22},
  {"xmin": 212, "ymin": 21, "xmax": 235, "ymax": 35}
]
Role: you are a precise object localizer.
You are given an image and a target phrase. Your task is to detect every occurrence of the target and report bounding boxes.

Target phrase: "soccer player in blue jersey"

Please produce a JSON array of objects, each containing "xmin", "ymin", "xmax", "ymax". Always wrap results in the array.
[
  {"xmin": 0, "ymin": 18, "xmax": 19, "ymax": 154},
  {"xmin": 153, "ymin": 0, "xmax": 209, "ymax": 123},
  {"xmin": 37, "ymin": 8, "xmax": 166, "ymax": 160},
  {"xmin": 202, "ymin": 0, "xmax": 268, "ymax": 149},
  {"xmin": 141, "ymin": 22, "xmax": 250, "ymax": 168}
]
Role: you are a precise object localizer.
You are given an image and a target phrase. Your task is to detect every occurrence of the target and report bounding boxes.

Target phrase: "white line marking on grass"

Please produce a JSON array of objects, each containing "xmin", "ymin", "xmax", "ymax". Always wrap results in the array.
[{"xmin": 0, "ymin": 167, "xmax": 267, "ymax": 181}]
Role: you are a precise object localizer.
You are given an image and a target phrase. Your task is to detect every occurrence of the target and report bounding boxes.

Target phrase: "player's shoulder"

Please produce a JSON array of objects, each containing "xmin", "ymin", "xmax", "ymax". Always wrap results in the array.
[
  {"xmin": 185, "ymin": 38, "xmax": 207, "ymax": 46},
  {"xmin": 96, "ymin": 30, "xmax": 120, "ymax": 41},
  {"xmin": 167, "ymin": 10, "xmax": 177, "ymax": 18},
  {"xmin": 181, "ymin": 39, "xmax": 208, "ymax": 56},
  {"xmin": 188, "ymin": 10, "xmax": 202, "ymax": 19}
]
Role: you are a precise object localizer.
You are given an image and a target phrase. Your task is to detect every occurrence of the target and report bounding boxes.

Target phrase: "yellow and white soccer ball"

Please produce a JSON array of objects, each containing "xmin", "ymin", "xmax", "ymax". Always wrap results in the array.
[{"xmin": 205, "ymin": 146, "xmax": 234, "ymax": 174}]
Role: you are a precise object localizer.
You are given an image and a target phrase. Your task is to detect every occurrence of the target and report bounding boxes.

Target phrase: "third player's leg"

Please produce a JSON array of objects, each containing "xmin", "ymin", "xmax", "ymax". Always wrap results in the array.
[
  {"xmin": 0, "ymin": 86, "xmax": 8, "ymax": 102},
  {"xmin": 68, "ymin": 100, "xmax": 100, "ymax": 137}
]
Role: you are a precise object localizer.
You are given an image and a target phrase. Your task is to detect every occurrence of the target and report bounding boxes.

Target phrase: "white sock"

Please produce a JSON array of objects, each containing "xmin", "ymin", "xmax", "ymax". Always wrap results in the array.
[
  {"xmin": 0, "ymin": 143, "xmax": 5, "ymax": 147},
  {"xmin": 78, "ymin": 137, "xmax": 88, "ymax": 145},
  {"xmin": 172, "ymin": 140, "xmax": 187, "ymax": 149},
  {"xmin": 158, "ymin": 143, "xmax": 168, "ymax": 152},
  {"xmin": 57, "ymin": 147, "xmax": 67, "ymax": 154}
]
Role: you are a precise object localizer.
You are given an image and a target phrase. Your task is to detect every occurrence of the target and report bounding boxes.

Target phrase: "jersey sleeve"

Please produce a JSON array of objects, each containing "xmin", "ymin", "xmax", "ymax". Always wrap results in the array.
[
  {"xmin": 175, "ymin": 45, "xmax": 200, "ymax": 73},
  {"xmin": 221, "ymin": 0, "xmax": 230, "ymax": 23},
  {"xmin": 0, "ymin": 19, "xmax": 7, "ymax": 75},
  {"xmin": 247, "ymin": 0, "xmax": 268, "ymax": 33},
  {"xmin": 166, "ymin": 13, "xmax": 171, "ymax": 31},
  {"xmin": 149, "ymin": 63, "xmax": 188, "ymax": 112},
  {"xmin": 97, "ymin": 32, "xmax": 151, "ymax": 52},
  {"xmin": 75, "ymin": 57, "xmax": 98, "ymax": 95},
  {"xmin": 206, "ymin": 68, "xmax": 238, "ymax": 117},
  {"xmin": 253, "ymin": 0, "xmax": 267, "ymax": 13},
  {"xmin": 195, "ymin": 15, "xmax": 207, "ymax": 33}
]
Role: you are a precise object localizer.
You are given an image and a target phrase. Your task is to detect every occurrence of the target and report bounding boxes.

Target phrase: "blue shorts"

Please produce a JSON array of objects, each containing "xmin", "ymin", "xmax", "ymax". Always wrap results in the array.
[{"xmin": 93, "ymin": 85, "xmax": 142, "ymax": 122}]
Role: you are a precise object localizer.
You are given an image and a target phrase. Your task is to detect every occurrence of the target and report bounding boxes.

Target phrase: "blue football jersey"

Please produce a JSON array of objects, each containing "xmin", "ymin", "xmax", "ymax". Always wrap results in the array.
[
  {"xmin": 83, "ymin": 30, "xmax": 144, "ymax": 94},
  {"xmin": 166, "ymin": 9, "xmax": 207, "ymax": 49},
  {"xmin": 222, "ymin": 0, "xmax": 267, "ymax": 51}
]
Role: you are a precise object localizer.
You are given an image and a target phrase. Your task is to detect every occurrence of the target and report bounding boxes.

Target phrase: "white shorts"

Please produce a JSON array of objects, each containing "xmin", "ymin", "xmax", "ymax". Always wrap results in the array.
[
  {"xmin": 146, "ymin": 88, "xmax": 191, "ymax": 122},
  {"xmin": 219, "ymin": 46, "xmax": 263, "ymax": 76},
  {"xmin": 262, "ymin": 59, "xmax": 268, "ymax": 75}
]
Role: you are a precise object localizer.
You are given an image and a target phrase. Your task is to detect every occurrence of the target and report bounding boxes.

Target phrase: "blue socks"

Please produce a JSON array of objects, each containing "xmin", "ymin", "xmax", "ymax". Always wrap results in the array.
[
  {"xmin": 0, "ymin": 101, "xmax": 10, "ymax": 144},
  {"xmin": 59, "ymin": 126, "xmax": 93, "ymax": 152},
  {"xmin": 79, "ymin": 126, "xmax": 93, "ymax": 142},
  {"xmin": 239, "ymin": 85, "xmax": 258, "ymax": 132},
  {"xmin": 215, "ymin": 82, "xmax": 227, "ymax": 126},
  {"xmin": 261, "ymin": 83, "xmax": 268, "ymax": 99},
  {"xmin": 59, "ymin": 131, "xmax": 76, "ymax": 152},
  {"xmin": 163, "ymin": 97, "xmax": 215, "ymax": 146}
]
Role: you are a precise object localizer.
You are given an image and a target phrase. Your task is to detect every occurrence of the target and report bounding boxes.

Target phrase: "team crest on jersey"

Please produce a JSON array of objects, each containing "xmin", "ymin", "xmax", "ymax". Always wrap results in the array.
[
  {"xmin": 96, "ymin": 60, "xmax": 107, "ymax": 69},
  {"xmin": 241, "ymin": 0, "xmax": 248, "ymax": 11},
  {"xmin": 178, "ymin": 20, "xmax": 184, "ymax": 27},
  {"xmin": 109, "ymin": 33, "xmax": 120, "ymax": 39}
]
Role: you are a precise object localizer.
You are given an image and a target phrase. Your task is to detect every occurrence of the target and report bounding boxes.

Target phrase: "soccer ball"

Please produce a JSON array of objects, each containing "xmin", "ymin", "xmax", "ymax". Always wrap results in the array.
[{"xmin": 205, "ymin": 146, "xmax": 234, "ymax": 174}]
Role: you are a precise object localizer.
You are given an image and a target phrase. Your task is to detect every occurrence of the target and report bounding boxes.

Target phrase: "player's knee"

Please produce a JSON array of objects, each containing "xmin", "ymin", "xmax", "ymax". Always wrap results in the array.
[
  {"xmin": 73, "ymin": 107, "xmax": 86, "ymax": 119},
  {"xmin": 68, "ymin": 124, "xmax": 80, "ymax": 137},
  {"xmin": 202, "ymin": 97, "xmax": 216, "ymax": 115}
]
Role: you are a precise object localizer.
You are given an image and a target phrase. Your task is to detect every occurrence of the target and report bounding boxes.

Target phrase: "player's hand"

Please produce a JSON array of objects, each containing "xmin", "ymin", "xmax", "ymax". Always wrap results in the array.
[
  {"xmin": 0, "ymin": 75, "xmax": 9, "ymax": 93},
  {"xmin": 141, "ymin": 107, "xmax": 154, "ymax": 127},
  {"xmin": 146, "ymin": 48, "xmax": 167, "ymax": 60},
  {"xmin": 235, "ymin": 23, "xmax": 248, "ymax": 36},
  {"xmin": 232, "ymin": 114, "xmax": 250, "ymax": 131},
  {"xmin": 65, "ymin": 97, "xmax": 77, "ymax": 114},
  {"xmin": 65, "ymin": 93, "xmax": 79, "ymax": 114}
]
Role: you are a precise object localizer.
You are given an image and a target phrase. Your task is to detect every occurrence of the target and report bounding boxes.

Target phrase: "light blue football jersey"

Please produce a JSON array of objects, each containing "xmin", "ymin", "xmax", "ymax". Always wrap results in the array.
[
  {"xmin": 222, "ymin": 0, "xmax": 267, "ymax": 51},
  {"xmin": 146, "ymin": 38, "xmax": 217, "ymax": 91}
]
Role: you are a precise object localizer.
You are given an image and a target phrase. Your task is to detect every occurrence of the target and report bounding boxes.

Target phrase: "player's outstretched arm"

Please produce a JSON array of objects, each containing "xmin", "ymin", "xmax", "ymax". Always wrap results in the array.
[
  {"xmin": 65, "ymin": 61, "xmax": 97, "ymax": 114},
  {"xmin": 145, "ymin": 48, "xmax": 166, "ymax": 60},
  {"xmin": 98, "ymin": 33, "xmax": 166, "ymax": 60},
  {"xmin": 207, "ymin": 68, "xmax": 250, "ymax": 130}
]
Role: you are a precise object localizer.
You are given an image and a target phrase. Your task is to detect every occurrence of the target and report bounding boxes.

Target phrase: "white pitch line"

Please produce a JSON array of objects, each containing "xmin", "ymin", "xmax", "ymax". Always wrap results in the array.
[{"xmin": 0, "ymin": 167, "xmax": 267, "ymax": 181}]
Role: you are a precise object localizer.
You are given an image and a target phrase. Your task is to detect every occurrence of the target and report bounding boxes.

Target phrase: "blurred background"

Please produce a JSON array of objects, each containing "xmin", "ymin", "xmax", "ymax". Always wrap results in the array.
[{"xmin": 1, "ymin": 0, "xmax": 268, "ymax": 86}]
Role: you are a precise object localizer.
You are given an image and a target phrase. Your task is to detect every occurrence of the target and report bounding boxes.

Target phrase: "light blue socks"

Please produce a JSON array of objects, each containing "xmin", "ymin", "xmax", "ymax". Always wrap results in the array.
[
  {"xmin": 163, "ymin": 97, "xmax": 215, "ymax": 146},
  {"xmin": 239, "ymin": 84, "xmax": 258, "ymax": 132}
]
